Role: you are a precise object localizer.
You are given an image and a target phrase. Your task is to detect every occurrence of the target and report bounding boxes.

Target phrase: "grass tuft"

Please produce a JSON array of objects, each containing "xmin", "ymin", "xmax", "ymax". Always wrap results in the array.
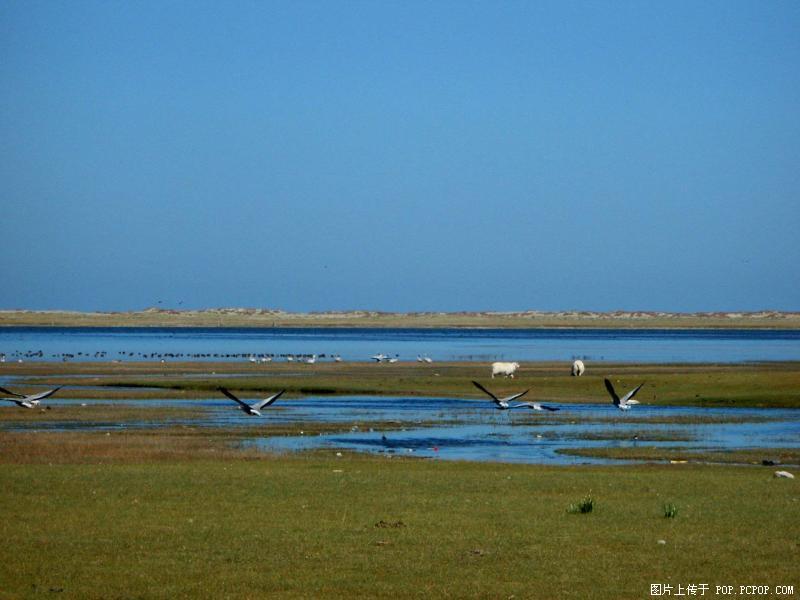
[
  {"xmin": 663, "ymin": 502, "xmax": 678, "ymax": 518},
  {"xmin": 568, "ymin": 495, "xmax": 595, "ymax": 514}
]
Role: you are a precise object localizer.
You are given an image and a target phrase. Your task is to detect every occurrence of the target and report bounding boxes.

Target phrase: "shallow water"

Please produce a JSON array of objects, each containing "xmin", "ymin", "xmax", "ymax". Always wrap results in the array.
[
  {"xmin": 3, "ymin": 395, "xmax": 798, "ymax": 465},
  {"xmin": 2, "ymin": 326, "xmax": 800, "ymax": 363},
  {"xmin": 244, "ymin": 397, "xmax": 800, "ymax": 464}
]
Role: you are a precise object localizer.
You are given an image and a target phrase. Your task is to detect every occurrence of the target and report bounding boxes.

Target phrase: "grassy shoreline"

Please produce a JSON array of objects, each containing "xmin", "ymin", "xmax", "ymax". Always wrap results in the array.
[
  {"xmin": 4, "ymin": 360, "xmax": 800, "ymax": 408},
  {"xmin": 557, "ymin": 446, "xmax": 800, "ymax": 466},
  {"xmin": 2, "ymin": 308, "xmax": 800, "ymax": 328}
]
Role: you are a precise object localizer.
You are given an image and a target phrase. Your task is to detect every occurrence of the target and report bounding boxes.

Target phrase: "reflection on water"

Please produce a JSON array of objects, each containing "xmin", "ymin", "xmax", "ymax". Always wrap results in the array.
[{"xmin": 2, "ymin": 395, "xmax": 798, "ymax": 465}]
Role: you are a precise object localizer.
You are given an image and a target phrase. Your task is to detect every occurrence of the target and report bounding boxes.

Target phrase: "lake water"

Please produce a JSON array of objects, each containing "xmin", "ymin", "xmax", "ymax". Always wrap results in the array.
[{"xmin": 1, "ymin": 326, "xmax": 800, "ymax": 363}]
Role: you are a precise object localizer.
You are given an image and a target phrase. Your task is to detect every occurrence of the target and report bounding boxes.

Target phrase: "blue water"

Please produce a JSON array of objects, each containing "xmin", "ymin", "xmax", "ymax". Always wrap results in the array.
[
  {"xmin": 1, "ymin": 326, "xmax": 800, "ymax": 363},
  {"xmin": 243, "ymin": 397, "xmax": 800, "ymax": 465}
]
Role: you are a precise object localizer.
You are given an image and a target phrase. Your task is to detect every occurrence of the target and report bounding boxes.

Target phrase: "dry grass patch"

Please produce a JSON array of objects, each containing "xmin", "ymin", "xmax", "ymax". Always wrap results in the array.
[{"xmin": 0, "ymin": 430, "xmax": 249, "ymax": 464}]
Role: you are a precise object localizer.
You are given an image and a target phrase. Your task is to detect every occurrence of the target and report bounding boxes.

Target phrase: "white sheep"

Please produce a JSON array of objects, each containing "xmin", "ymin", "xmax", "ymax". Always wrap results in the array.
[
  {"xmin": 491, "ymin": 361, "xmax": 520, "ymax": 378},
  {"xmin": 571, "ymin": 360, "xmax": 585, "ymax": 376}
]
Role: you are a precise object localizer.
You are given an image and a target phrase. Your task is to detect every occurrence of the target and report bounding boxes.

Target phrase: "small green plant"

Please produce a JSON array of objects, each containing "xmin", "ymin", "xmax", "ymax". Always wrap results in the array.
[
  {"xmin": 568, "ymin": 495, "xmax": 594, "ymax": 514},
  {"xmin": 663, "ymin": 503, "xmax": 678, "ymax": 518}
]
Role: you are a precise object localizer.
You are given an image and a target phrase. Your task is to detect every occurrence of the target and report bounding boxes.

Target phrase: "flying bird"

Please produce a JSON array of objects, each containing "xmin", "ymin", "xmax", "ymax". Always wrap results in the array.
[
  {"xmin": 512, "ymin": 401, "xmax": 561, "ymax": 412},
  {"xmin": 604, "ymin": 378, "xmax": 644, "ymax": 411},
  {"xmin": 0, "ymin": 386, "xmax": 62, "ymax": 408},
  {"xmin": 218, "ymin": 387, "xmax": 286, "ymax": 416},
  {"xmin": 471, "ymin": 380, "xmax": 558, "ymax": 411}
]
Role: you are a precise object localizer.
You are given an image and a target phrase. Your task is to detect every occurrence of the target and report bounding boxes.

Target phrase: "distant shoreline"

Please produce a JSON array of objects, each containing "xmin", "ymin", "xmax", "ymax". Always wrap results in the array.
[{"xmin": 1, "ymin": 308, "xmax": 799, "ymax": 329}]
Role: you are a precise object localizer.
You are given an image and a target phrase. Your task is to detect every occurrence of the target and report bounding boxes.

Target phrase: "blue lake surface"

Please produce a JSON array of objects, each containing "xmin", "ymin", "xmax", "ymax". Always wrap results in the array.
[{"xmin": 1, "ymin": 326, "xmax": 800, "ymax": 363}]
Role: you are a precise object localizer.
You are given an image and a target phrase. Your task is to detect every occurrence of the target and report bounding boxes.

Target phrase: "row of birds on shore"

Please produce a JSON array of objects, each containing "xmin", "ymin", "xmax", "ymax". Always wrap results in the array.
[
  {"xmin": 0, "ymin": 379, "xmax": 644, "ymax": 414},
  {"xmin": 2, "ymin": 351, "xmax": 339, "ymax": 363},
  {"xmin": 1, "ymin": 352, "xmax": 431, "ymax": 363}
]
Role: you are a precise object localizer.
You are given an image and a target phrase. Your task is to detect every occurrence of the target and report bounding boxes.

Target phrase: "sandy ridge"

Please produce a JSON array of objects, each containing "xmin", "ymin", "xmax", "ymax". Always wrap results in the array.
[{"xmin": 1, "ymin": 308, "xmax": 799, "ymax": 329}]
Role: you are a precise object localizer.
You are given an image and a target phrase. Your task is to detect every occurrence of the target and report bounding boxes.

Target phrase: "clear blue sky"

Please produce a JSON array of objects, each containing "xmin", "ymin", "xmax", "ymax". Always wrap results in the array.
[{"xmin": 2, "ymin": 1, "xmax": 798, "ymax": 312}]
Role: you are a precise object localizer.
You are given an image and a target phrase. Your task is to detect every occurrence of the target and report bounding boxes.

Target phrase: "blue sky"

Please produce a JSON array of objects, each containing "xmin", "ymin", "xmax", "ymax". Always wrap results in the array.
[{"xmin": 2, "ymin": 1, "xmax": 798, "ymax": 312}]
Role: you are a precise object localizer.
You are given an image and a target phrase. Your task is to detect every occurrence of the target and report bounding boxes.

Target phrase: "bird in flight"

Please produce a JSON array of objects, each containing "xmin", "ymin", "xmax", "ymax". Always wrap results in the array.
[
  {"xmin": 471, "ymin": 381, "xmax": 559, "ymax": 411},
  {"xmin": 0, "ymin": 386, "xmax": 62, "ymax": 408},
  {"xmin": 218, "ymin": 387, "xmax": 286, "ymax": 416},
  {"xmin": 604, "ymin": 378, "xmax": 644, "ymax": 411}
]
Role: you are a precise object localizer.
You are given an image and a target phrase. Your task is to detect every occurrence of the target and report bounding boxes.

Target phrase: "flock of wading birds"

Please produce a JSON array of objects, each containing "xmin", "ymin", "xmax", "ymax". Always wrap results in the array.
[{"xmin": 0, "ymin": 358, "xmax": 644, "ymax": 415}]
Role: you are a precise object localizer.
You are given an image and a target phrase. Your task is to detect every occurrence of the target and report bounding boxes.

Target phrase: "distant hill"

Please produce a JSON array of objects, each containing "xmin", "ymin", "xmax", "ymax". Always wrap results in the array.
[{"xmin": 1, "ymin": 308, "xmax": 798, "ymax": 329}]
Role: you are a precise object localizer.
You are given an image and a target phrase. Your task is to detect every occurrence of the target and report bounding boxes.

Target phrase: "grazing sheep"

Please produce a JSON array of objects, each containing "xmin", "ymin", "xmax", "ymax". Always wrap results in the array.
[
  {"xmin": 491, "ymin": 361, "xmax": 520, "ymax": 378},
  {"xmin": 571, "ymin": 360, "xmax": 585, "ymax": 376}
]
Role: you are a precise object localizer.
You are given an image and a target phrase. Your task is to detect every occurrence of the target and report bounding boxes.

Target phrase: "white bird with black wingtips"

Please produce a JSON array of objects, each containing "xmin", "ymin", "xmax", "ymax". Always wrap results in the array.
[
  {"xmin": 0, "ymin": 386, "xmax": 62, "ymax": 409},
  {"xmin": 604, "ymin": 378, "xmax": 644, "ymax": 411},
  {"xmin": 471, "ymin": 381, "xmax": 559, "ymax": 411},
  {"xmin": 218, "ymin": 387, "xmax": 286, "ymax": 416}
]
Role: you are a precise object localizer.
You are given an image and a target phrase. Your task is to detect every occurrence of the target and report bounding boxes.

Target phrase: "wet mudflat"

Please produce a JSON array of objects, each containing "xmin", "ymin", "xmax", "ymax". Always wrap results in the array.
[
  {"xmin": 240, "ymin": 396, "xmax": 800, "ymax": 465},
  {"xmin": 2, "ymin": 359, "xmax": 799, "ymax": 465},
  {"xmin": 3, "ymin": 395, "xmax": 798, "ymax": 465}
]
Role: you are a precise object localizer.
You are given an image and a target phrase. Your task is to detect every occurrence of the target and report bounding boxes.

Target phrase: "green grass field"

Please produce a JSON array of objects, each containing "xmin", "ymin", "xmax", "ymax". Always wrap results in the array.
[
  {"xmin": 2, "ymin": 361, "xmax": 799, "ymax": 598},
  {"xmin": 1, "ymin": 450, "xmax": 798, "ymax": 599}
]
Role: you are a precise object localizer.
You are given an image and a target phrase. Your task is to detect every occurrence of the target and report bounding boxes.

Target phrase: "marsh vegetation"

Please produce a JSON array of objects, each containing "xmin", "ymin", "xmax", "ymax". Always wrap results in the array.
[{"xmin": 6, "ymin": 360, "xmax": 800, "ymax": 408}]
